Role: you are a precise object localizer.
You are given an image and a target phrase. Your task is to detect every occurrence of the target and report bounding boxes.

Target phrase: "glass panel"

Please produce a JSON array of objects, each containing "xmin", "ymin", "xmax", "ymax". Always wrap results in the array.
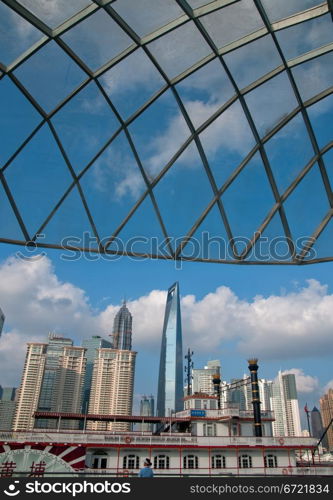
[
  {"xmin": 311, "ymin": 216, "xmax": 333, "ymax": 260},
  {"xmin": 222, "ymin": 152, "xmax": 276, "ymax": 253},
  {"xmin": 148, "ymin": 21, "xmax": 211, "ymax": 79},
  {"xmin": 0, "ymin": 77, "xmax": 42, "ymax": 166},
  {"xmin": 176, "ymin": 58, "xmax": 235, "ymax": 129},
  {"xmin": 261, "ymin": 0, "xmax": 324, "ymax": 23},
  {"xmin": 99, "ymin": 48, "xmax": 165, "ymax": 120},
  {"xmin": 36, "ymin": 185, "xmax": 95, "ymax": 246},
  {"xmin": 4, "ymin": 124, "xmax": 73, "ymax": 237},
  {"xmin": 113, "ymin": 0, "xmax": 185, "ymax": 38},
  {"xmin": 200, "ymin": 0, "xmax": 264, "ymax": 49},
  {"xmin": 0, "ymin": 182, "xmax": 25, "ymax": 240},
  {"xmin": 292, "ymin": 52, "xmax": 333, "ymax": 103},
  {"xmin": 251, "ymin": 212, "xmax": 292, "ymax": 263},
  {"xmin": 153, "ymin": 143, "xmax": 214, "ymax": 248},
  {"xmin": 111, "ymin": 195, "xmax": 167, "ymax": 256},
  {"xmin": 199, "ymin": 100, "xmax": 256, "ymax": 188},
  {"xmin": 79, "ymin": 131, "xmax": 146, "ymax": 241},
  {"xmin": 276, "ymin": 15, "xmax": 333, "ymax": 61},
  {"xmin": 323, "ymin": 149, "xmax": 333, "ymax": 189},
  {"xmin": 307, "ymin": 94, "xmax": 333, "ymax": 150},
  {"xmin": 190, "ymin": 203, "xmax": 231, "ymax": 261},
  {"xmin": 52, "ymin": 81, "xmax": 120, "ymax": 174},
  {"xmin": 245, "ymin": 72, "xmax": 298, "ymax": 138},
  {"xmin": 61, "ymin": 9, "xmax": 133, "ymax": 71},
  {"xmin": 128, "ymin": 90, "xmax": 192, "ymax": 180},
  {"xmin": 283, "ymin": 163, "xmax": 329, "ymax": 245},
  {"xmin": 187, "ymin": 0, "xmax": 216, "ymax": 7},
  {"xmin": 17, "ymin": 0, "xmax": 93, "ymax": 29},
  {"xmin": 0, "ymin": 3, "xmax": 43, "ymax": 67},
  {"xmin": 14, "ymin": 41, "xmax": 86, "ymax": 113},
  {"xmin": 224, "ymin": 35, "xmax": 282, "ymax": 89},
  {"xmin": 265, "ymin": 113, "xmax": 314, "ymax": 195}
]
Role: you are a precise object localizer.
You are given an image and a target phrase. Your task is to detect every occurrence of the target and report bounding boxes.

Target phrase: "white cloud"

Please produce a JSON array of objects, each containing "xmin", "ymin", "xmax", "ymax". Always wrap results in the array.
[
  {"xmin": 322, "ymin": 379, "xmax": 333, "ymax": 394},
  {"xmin": 92, "ymin": 145, "xmax": 145, "ymax": 201},
  {"xmin": 281, "ymin": 368, "xmax": 319, "ymax": 394},
  {"xmin": 0, "ymin": 254, "xmax": 100, "ymax": 338},
  {"xmin": 1, "ymin": 255, "xmax": 333, "ymax": 387},
  {"xmin": 144, "ymin": 98, "xmax": 254, "ymax": 178},
  {"xmin": 100, "ymin": 48, "xmax": 163, "ymax": 97}
]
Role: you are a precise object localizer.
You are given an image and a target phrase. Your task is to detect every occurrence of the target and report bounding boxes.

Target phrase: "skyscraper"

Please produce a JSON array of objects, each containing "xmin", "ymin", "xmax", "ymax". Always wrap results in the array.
[
  {"xmin": 320, "ymin": 389, "xmax": 333, "ymax": 451},
  {"xmin": 53, "ymin": 345, "xmax": 87, "ymax": 429},
  {"xmin": 270, "ymin": 371, "xmax": 301, "ymax": 437},
  {"xmin": 157, "ymin": 282, "xmax": 183, "ymax": 416},
  {"xmin": 0, "ymin": 387, "xmax": 17, "ymax": 431},
  {"xmin": 82, "ymin": 336, "xmax": 112, "ymax": 412},
  {"xmin": 87, "ymin": 348, "xmax": 137, "ymax": 432},
  {"xmin": 0, "ymin": 306, "xmax": 4, "ymax": 337},
  {"xmin": 13, "ymin": 336, "xmax": 86, "ymax": 431},
  {"xmin": 140, "ymin": 395, "xmax": 154, "ymax": 432},
  {"xmin": 13, "ymin": 343, "xmax": 48, "ymax": 431},
  {"xmin": 311, "ymin": 406, "xmax": 328, "ymax": 449},
  {"xmin": 36, "ymin": 333, "xmax": 73, "ymax": 428},
  {"xmin": 110, "ymin": 301, "xmax": 133, "ymax": 350},
  {"xmin": 192, "ymin": 360, "xmax": 221, "ymax": 396}
]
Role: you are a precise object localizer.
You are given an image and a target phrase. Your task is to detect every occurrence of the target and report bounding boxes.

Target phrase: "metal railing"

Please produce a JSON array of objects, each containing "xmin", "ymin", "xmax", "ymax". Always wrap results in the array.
[{"xmin": 0, "ymin": 431, "xmax": 318, "ymax": 448}]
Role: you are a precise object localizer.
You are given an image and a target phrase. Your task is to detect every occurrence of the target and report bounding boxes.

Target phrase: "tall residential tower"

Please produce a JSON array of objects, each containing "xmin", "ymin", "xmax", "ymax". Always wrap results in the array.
[
  {"xmin": 88, "ymin": 303, "xmax": 136, "ymax": 432},
  {"xmin": 13, "ymin": 336, "xmax": 86, "ymax": 431},
  {"xmin": 82, "ymin": 336, "xmax": 112, "ymax": 411},
  {"xmin": 157, "ymin": 282, "xmax": 183, "ymax": 416}
]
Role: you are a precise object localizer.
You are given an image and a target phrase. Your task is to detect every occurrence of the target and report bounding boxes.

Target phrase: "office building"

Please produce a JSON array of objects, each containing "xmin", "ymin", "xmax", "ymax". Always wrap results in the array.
[
  {"xmin": 157, "ymin": 282, "xmax": 183, "ymax": 416},
  {"xmin": 311, "ymin": 406, "xmax": 328, "ymax": 449},
  {"xmin": 320, "ymin": 389, "xmax": 333, "ymax": 451},
  {"xmin": 87, "ymin": 348, "xmax": 137, "ymax": 432},
  {"xmin": 140, "ymin": 395, "xmax": 154, "ymax": 432},
  {"xmin": 82, "ymin": 336, "xmax": 112, "ymax": 412},
  {"xmin": 192, "ymin": 360, "xmax": 221, "ymax": 396},
  {"xmin": 270, "ymin": 371, "xmax": 301, "ymax": 437},
  {"xmin": 110, "ymin": 301, "xmax": 133, "ymax": 350},
  {"xmin": 0, "ymin": 387, "xmax": 17, "ymax": 430}
]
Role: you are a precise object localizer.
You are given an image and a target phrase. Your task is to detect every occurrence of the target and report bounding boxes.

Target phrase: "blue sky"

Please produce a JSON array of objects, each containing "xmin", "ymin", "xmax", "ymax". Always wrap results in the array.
[
  {"xmin": 0, "ymin": 242, "xmax": 333, "ymax": 423},
  {"xmin": 0, "ymin": 0, "xmax": 333, "ymax": 425}
]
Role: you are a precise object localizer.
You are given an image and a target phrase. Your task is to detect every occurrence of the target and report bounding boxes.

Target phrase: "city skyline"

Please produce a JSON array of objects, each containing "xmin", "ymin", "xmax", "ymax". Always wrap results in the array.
[
  {"xmin": 3, "ymin": 327, "xmax": 327, "ymax": 435},
  {"xmin": 0, "ymin": 250, "xmax": 332, "ymax": 425}
]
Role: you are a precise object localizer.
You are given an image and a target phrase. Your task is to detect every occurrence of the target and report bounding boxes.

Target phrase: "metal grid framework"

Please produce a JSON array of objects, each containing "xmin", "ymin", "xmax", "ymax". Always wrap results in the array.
[{"xmin": 0, "ymin": 0, "xmax": 333, "ymax": 264}]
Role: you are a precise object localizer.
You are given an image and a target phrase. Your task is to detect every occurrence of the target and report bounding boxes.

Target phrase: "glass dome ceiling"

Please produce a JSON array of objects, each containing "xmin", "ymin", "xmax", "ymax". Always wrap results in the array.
[{"xmin": 0, "ymin": 0, "xmax": 333, "ymax": 264}]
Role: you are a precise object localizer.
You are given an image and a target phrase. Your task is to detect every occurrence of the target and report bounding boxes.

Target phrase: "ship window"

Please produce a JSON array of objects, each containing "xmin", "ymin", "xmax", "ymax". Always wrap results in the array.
[
  {"xmin": 239, "ymin": 454, "xmax": 252, "ymax": 469},
  {"xmin": 153, "ymin": 455, "xmax": 170, "ymax": 469},
  {"xmin": 232, "ymin": 423, "xmax": 238, "ymax": 436},
  {"xmin": 183, "ymin": 454, "xmax": 199, "ymax": 469},
  {"xmin": 203, "ymin": 423, "xmax": 216, "ymax": 436},
  {"xmin": 123, "ymin": 455, "xmax": 139, "ymax": 469},
  {"xmin": 264, "ymin": 454, "xmax": 278, "ymax": 468},
  {"xmin": 212, "ymin": 454, "xmax": 226, "ymax": 469},
  {"xmin": 92, "ymin": 457, "xmax": 107, "ymax": 469}
]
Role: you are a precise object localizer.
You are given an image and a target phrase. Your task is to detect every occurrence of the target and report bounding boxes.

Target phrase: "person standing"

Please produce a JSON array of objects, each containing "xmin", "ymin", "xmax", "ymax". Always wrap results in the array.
[{"xmin": 138, "ymin": 458, "xmax": 154, "ymax": 477}]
